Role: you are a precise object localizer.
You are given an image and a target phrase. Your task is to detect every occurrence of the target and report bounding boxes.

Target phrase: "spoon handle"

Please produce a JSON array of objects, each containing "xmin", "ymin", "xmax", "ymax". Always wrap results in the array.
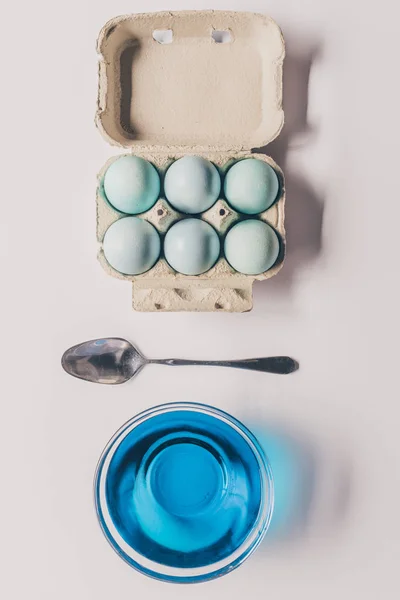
[{"xmin": 150, "ymin": 356, "xmax": 298, "ymax": 375}]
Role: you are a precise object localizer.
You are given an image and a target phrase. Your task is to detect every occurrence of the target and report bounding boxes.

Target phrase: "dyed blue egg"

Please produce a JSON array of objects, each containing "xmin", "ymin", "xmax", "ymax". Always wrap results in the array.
[
  {"xmin": 224, "ymin": 159, "xmax": 280, "ymax": 215},
  {"xmin": 164, "ymin": 219, "xmax": 220, "ymax": 275},
  {"xmin": 164, "ymin": 156, "xmax": 221, "ymax": 214},
  {"xmin": 103, "ymin": 217, "xmax": 160, "ymax": 275},
  {"xmin": 224, "ymin": 220, "xmax": 280, "ymax": 275},
  {"xmin": 103, "ymin": 156, "xmax": 160, "ymax": 214}
]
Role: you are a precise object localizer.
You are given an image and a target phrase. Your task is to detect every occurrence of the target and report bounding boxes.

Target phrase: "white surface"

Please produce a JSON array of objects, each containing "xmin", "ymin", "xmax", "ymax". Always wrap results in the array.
[{"xmin": 1, "ymin": 1, "xmax": 400, "ymax": 598}]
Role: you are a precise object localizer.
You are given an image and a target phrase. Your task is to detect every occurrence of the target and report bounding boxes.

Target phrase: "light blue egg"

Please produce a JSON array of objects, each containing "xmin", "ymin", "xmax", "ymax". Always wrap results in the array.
[
  {"xmin": 164, "ymin": 219, "xmax": 220, "ymax": 275},
  {"xmin": 103, "ymin": 217, "xmax": 160, "ymax": 275},
  {"xmin": 224, "ymin": 220, "xmax": 280, "ymax": 275},
  {"xmin": 224, "ymin": 159, "xmax": 280, "ymax": 215},
  {"xmin": 164, "ymin": 156, "xmax": 221, "ymax": 214},
  {"xmin": 103, "ymin": 155, "xmax": 160, "ymax": 214}
]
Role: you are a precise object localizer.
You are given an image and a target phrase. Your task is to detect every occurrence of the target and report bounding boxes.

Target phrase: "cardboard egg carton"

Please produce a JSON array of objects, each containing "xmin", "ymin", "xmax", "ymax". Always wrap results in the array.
[{"xmin": 96, "ymin": 10, "xmax": 285, "ymax": 312}]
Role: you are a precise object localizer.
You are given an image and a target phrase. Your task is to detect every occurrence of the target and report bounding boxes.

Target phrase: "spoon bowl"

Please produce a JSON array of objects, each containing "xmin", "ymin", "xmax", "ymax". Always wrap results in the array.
[{"xmin": 61, "ymin": 338, "xmax": 146, "ymax": 384}]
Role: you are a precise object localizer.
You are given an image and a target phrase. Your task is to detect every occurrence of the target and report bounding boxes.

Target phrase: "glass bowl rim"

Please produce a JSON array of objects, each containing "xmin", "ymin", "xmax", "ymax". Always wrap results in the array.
[{"xmin": 94, "ymin": 401, "xmax": 274, "ymax": 583}]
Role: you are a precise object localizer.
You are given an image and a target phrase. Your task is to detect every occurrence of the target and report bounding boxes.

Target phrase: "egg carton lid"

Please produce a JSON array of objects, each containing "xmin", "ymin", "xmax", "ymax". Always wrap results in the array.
[{"xmin": 96, "ymin": 10, "xmax": 284, "ymax": 153}]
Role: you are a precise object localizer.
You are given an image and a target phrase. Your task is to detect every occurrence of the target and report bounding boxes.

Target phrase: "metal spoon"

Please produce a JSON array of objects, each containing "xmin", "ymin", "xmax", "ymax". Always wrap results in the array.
[{"xmin": 61, "ymin": 338, "xmax": 298, "ymax": 385}]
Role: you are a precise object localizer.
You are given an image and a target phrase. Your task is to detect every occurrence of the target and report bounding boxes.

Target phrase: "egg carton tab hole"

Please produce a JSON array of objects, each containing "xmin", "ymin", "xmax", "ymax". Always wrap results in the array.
[
  {"xmin": 153, "ymin": 29, "xmax": 173, "ymax": 44},
  {"xmin": 212, "ymin": 30, "xmax": 233, "ymax": 44}
]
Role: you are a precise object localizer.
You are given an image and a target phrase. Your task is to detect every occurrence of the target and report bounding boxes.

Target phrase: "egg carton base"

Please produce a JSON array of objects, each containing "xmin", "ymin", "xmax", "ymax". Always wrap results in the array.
[{"xmin": 131, "ymin": 280, "xmax": 253, "ymax": 312}]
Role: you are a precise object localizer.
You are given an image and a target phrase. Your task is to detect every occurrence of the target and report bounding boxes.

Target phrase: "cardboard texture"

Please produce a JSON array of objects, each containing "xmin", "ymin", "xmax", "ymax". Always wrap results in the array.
[{"xmin": 96, "ymin": 10, "xmax": 285, "ymax": 312}]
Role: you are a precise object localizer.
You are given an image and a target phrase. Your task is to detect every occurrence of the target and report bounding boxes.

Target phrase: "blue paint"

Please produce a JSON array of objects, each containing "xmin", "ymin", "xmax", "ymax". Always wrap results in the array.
[
  {"xmin": 149, "ymin": 443, "xmax": 222, "ymax": 518},
  {"xmin": 95, "ymin": 404, "xmax": 273, "ymax": 582}
]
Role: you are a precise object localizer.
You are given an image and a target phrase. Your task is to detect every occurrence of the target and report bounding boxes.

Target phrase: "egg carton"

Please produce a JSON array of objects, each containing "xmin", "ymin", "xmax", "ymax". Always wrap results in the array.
[{"xmin": 96, "ymin": 11, "xmax": 285, "ymax": 312}]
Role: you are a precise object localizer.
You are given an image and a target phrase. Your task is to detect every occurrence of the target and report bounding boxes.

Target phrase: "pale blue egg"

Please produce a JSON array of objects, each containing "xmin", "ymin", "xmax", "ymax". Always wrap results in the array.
[
  {"xmin": 164, "ymin": 156, "xmax": 221, "ymax": 214},
  {"xmin": 224, "ymin": 159, "xmax": 280, "ymax": 215},
  {"xmin": 164, "ymin": 219, "xmax": 220, "ymax": 275},
  {"xmin": 103, "ymin": 156, "xmax": 160, "ymax": 214},
  {"xmin": 224, "ymin": 220, "xmax": 280, "ymax": 275},
  {"xmin": 103, "ymin": 217, "xmax": 160, "ymax": 275}
]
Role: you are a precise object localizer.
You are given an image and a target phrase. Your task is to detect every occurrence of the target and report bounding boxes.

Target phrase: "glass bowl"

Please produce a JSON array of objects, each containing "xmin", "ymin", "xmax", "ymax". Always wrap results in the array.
[{"xmin": 94, "ymin": 402, "xmax": 273, "ymax": 583}]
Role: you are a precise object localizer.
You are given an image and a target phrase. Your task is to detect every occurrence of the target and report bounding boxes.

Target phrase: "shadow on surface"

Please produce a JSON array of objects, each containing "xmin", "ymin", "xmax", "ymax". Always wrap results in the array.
[
  {"xmin": 254, "ymin": 36, "xmax": 325, "ymax": 299},
  {"xmin": 243, "ymin": 418, "xmax": 352, "ymax": 549}
]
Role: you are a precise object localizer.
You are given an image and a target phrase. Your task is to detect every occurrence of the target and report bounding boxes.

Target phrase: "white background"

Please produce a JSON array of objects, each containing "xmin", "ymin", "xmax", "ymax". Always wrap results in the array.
[{"xmin": 1, "ymin": 0, "xmax": 400, "ymax": 598}]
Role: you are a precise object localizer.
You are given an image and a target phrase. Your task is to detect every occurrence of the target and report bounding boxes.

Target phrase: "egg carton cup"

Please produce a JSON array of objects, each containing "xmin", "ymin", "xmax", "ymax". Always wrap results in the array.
[{"xmin": 96, "ymin": 11, "xmax": 285, "ymax": 312}]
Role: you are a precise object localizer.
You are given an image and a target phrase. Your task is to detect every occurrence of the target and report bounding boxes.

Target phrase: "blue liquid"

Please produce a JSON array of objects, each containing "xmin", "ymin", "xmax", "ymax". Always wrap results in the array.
[{"xmin": 104, "ymin": 410, "xmax": 263, "ymax": 569}]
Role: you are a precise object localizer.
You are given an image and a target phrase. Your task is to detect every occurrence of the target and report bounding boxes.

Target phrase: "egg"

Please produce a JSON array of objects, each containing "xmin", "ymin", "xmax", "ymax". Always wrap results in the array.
[
  {"xmin": 224, "ymin": 220, "xmax": 280, "ymax": 275},
  {"xmin": 103, "ymin": 217, "xmax": 161, "ymax": 275},
  {"xmin": 164, "ymin": 156, "xmax": 221, "ymax": 214},
  {"xmin": 164, "ymin": 219, "xmax": 220, "ymax": 275},
  {"xmin": 224, "ymin": 159, "xmax": 280, "ymax": 215},
  {"xmin": 103, "ymin": 156, "xmax": 160, "ymax": 215}
]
